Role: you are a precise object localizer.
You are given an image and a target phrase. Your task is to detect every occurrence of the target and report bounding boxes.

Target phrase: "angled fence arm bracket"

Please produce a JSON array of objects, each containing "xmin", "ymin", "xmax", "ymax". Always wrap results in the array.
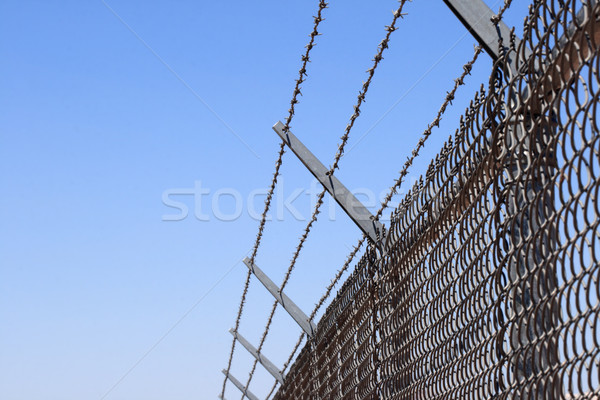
[
  {"xmin": 243, "ymin": 257, "xmax": 317, "ymax": 337},
  {"xmin": 221, "ymin": 370, "xmax": 259, "ymax": 400},
  {"xmin": 443, "ymin": 0, "xmax": 532, "ymax": 75},
  {"xmin": 272, "ymin": 121, "xmax": 384, "ymax": 245},
  {"xmin": 229, "ymin": 328, "xmax": 285, "ymax": 384}
]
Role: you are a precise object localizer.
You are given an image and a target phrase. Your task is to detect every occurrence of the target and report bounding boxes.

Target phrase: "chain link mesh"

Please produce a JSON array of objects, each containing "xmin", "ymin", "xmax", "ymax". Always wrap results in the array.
[
  {"xmin": 273, "ymin": 1, "xmax": 600, "ymax": 398},
  {"xmin": 239, "ymin": 3, "xmax": 409, "ymax": 396}
]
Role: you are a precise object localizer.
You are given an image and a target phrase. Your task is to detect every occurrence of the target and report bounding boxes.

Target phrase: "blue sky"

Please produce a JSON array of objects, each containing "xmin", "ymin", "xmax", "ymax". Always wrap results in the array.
[{"xmin": 0, "ymin": 1, "xmax": 526, "ymax": 399}]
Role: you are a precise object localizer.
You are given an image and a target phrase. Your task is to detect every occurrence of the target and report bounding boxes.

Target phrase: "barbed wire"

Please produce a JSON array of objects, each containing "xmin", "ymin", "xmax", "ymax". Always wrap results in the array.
[
  {"xmin": 220, "ymin": 1, "xmax": 329, "ymax": 398},
  {"xmin": 226, "ymin": 0, "xmax": 515, "ymax": 397},
  {"xmin": 315, "ymin": 42, "xmax": 484, "ymax": 321},
  {"xmin": 240, "ymin": 1, "xmax": 410, "ymax": 397},
  {"xmin": 491, "ymin": 0, "xmax": 513, "ymax": 25},
  {"xmin": 269, "ymin": 0, "xmax": 600, "ymax": 396},
  {"xmin": 375, "ymin": 43, "xmax": 484, "ymax": 220},
  {"xmin": 373, "ymin": 0, "xmax": 517, "ymax": 222},
  {"xmin": 309, "ymin": 237, "xmax": 366, "ymax": 321},
  {"xmin": 265, "ymin": 332, "xmax": 306, "ymax": 399},
  {"xmin": 262, "ymin": 239, "xmax": 365, "ymax": 399},
  {"xmin": 264, "ymin": 42, "xmax": 485, "ymax": 398}
]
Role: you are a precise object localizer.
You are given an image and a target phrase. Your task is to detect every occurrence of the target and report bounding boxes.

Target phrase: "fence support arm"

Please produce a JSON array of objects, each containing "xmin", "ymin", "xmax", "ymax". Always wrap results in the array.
[
  {"xmin": 243, "ymin": 257, "xmax": 316, "ymax": 337},
  {"xmin": 229, "ymin": 328, "xmax": 284, "ymax": 384},
  {"xmin": 272, "ymin": 121, "xmax": 384, "ymax": 245},
  {"xmin": 442, "ymin": 0, "xmax": 531, "ymax": 76},
  {"xmin": 221, "ymin": 370, "xmax": 259, "ymax": 400}
]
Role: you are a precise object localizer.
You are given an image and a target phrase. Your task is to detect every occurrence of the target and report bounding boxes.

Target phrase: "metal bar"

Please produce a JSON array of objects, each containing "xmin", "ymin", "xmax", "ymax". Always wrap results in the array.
[
  {"xmin": 243, "ymin": 257, "xmax": 317, "ymax": 337},
  {"xmin": 442, "ymin": 0, "xmax": 530, "ymax": 75},
  {"xmin": 221, "ymin": 370, "xmax": 259, "ymax": 400},
  {"xmin": 272, "ymin": 121, "xmax": 384, "ymax": 244},
  {"xmin": 549, "ymin": 1, "xmax": 600, "ymax": 87},
  {"xmin": 229, "ymin": 328, "xmax": 284, "ymax": 384},
  {"xmin": 554, "ymin": 0, "xmax": 599, "ymax": 58}
]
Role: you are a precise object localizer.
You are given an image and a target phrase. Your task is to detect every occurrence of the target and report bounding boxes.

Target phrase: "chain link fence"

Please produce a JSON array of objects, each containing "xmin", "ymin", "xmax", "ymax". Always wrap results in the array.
[{"xmin": 273, "ymin": 1, "xmax": 600, "ymax": 398}]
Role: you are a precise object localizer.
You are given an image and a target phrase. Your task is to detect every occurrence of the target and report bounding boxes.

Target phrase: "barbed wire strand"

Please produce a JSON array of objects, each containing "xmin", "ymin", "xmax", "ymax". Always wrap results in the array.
[
  {"xmin": 491, "ymin": 0, "xmax": 513, "ymax": 25},
  {"xmin": 264, "ymin": 331, "xmax": 307, "ymax": 399},
  {"xmin": 308, "ymin": 3, "xmax": 514, "ymax": 314},
  {"xmin": 240, "ymin": 2, "xmax": 410, "ymax": 397},
  {"xmin": 264, "ymin": 42, "xmax": 485, "ymax": 399},
  {"xmin": 263, "ymin": 237, "xmax": 365, "ymax": 399},
  {"xmin": 314, "ymin": 43, "xmax": 485, "ymax": 327},
  {"xmin": 231, "ymin": 1, "xmax": 514, "ymax": 398},
  {"xmin": 374, "ymin": 0, "xmax": 515, "ymax": 220},
  {"xmin": 375, "ymin": 44, "xmax": 484, "ymax": 220},
  {"xmin": 219, "ymin": 1, "xmax": 329, "ymax": 398}
]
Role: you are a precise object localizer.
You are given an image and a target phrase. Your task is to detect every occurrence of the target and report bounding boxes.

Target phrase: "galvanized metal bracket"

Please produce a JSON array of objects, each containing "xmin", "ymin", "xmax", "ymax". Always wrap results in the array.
[
  {"xmin": 221, "ymin": 370, "xmax": 259, "ymax": 400},
  {"xmin": 443, "ymin": 0, "xmax": 532, "ymax": 76},
  {"xmin": 243, "ymin": 257, "xmax": 317, "ymax": 337},
  {"xmin": 229, "ymin": 328, "xmax": 284, "ymax": 384},
  {"xmin": 272, "ymin": 121, "xmax": 384, "ymax": 245}
]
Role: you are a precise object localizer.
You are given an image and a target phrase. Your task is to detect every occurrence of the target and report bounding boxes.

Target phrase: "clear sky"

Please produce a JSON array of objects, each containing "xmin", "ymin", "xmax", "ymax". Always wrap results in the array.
[{"xmin": 0, "ymin": 1, "xmax": 526, "ymax": 399}]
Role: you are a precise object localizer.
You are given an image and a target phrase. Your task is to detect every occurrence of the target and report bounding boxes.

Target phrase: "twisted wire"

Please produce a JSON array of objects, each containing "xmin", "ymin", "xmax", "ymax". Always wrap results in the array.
[
  {"xmin": 309, "ymin": 236, "xmax": 366, "ymax": 321},
  {"xmin": 227, "ymin": 0, "xmax": 517, "ymax": 397},
  {"xmin": 239, "ymin": 2, "xmax": 410, "ymax": 397},
  {"xmin": 263, "ymin": 238, "xmax": 368, "ymax": 398},
  {"xmin": 261, "ymin": 235, "xmax": 365, "ymax": 398},
  {"xmin": 265, "ymin": 332, "xmax": 307, "ymax": 399},
  {"xmin": 220, "ymin": 1, "xmax": 329, "ymax": 398},
  {"xmin": 491, "ymin": 0, "xmax": 514, "ymax": 25},
  {"xmin": 271, "ymin": 5, "xmax": 515, "ymax": 397},
  {"xmin": 275, "ymin": 0, "xmax": 600, "ymax": 397},
  {"xmin": 242, "ymin": 0, "xmax": 409, "ymax": 399},
  {"xmin": 269, "ymin": 42, "xmax": 486, "ymax": 398},
  {"xmin": 375, "ymin": 44, "xmax": 484, "ymax": 220}
]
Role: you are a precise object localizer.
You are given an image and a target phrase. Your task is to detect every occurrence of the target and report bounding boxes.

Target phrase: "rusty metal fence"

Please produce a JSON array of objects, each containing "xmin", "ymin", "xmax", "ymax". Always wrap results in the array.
[{"xmin": 272, "ymin": 1, "xmax": 600, "ymax": 399}]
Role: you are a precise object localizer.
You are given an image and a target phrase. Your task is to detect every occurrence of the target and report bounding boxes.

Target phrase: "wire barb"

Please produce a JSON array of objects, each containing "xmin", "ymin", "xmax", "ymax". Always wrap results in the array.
[
  {"xmin": 491, "ymin": 0, "xmax": 513, "ymax": 25},
  {"xmin": 375, "ymin": 44, "xmax": 483, "ymax": 221}
]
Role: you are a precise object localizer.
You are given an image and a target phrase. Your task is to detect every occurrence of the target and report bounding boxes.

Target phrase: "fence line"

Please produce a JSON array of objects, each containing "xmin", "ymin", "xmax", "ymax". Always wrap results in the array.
[
  {"xmin": 221, "ymin": 0, "xmax": 600, "ymax": 399},
  {"xmin": 262, "ymin": 41, "xmax": 486, "ymax": 399},
  {"xmin": 272, "ymin": 0, "xmax": 600, "ymax": 398}
]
